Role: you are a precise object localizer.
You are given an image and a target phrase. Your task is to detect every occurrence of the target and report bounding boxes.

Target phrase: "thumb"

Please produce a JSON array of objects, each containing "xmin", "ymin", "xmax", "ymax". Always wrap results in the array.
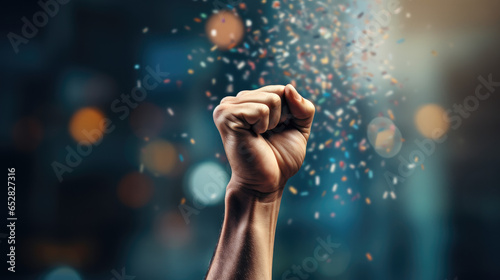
[{"xmin": 284, "ymin": 84, "xmax": 315, "ymax": 130}]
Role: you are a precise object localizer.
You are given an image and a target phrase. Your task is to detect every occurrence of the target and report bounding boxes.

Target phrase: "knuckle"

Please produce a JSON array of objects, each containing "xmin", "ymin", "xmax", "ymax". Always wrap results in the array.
[
  {"xmin": 213, "ymin": 104, "xmax": 228, "ymax": 123},
  {"xmin": 220, "ymin": 96, "xmax": 233, "ymax": 103},
  {"xmin": 258, "ymin": 104, "xmax": 269, "ymax": 115},
  {"xmin": 269, "ymin": 94, "xmax": 281, "ymax": 108},
  {"xmin": 237, "ymin": 90, "xmax": 249, "ymax": 96}
]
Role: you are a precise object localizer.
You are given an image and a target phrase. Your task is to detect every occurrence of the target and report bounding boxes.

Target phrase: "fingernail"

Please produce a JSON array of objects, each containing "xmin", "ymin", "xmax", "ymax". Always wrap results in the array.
[
  {"xmin": 289, "ymin": 84, "xmax": 302, "ymax": 101},
  {"xmin": 284, "ymin": 85, "xmax": 290, "ymax": 95}
]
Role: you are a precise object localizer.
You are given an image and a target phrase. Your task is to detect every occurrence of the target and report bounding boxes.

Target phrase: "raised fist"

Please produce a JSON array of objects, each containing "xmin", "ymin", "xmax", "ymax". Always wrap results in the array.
[{"xmin": 213, "ymin": 84, "xmax": 315, "ymax": 194}]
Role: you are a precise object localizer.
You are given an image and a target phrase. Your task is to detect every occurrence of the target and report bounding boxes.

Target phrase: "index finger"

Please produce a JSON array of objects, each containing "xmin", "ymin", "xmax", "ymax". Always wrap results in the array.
[{"xmin": 237, "ymin": 85, "xmax": 286, "ymax": 97}]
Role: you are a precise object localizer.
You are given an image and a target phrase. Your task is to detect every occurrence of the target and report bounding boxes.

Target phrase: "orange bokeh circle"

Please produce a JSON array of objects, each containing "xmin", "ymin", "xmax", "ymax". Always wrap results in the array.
[
  {"xmin": 69, "ymin": 107, "xmax": 106, "ymax": 144},
  {"xmin": 205, "ymin": 10, "xmax": 244, "ymax": 50}
]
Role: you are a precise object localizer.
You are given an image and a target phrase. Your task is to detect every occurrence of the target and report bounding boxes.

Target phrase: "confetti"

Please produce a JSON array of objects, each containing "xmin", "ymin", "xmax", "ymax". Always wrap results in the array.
[
  {"xmin": 179, "ymin": 0, "xmax": 408, "ymax": 216},
  {"xmin": 167, "ymin": 108, "xmax": 174, "ymax": 116},
  {"xmin": 366, "ymin": 253, "xmax": 373, "ymax": 261},
  {"xmin": 390, "ymin": 191, "xmax": 396, "ymax": 199},
  {"xmin": 383, "ymin": 191, "xmax": 388, "ymax": 199}
]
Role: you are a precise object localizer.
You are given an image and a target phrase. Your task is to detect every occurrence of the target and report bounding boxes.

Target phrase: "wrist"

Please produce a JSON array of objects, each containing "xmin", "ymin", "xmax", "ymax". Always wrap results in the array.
[{"xmin": 225, "ymin": 178, "xmax": 284, "ymax": 204}]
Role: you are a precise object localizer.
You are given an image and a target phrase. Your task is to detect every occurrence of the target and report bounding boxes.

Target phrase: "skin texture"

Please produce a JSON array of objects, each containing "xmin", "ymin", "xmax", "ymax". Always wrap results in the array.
[{"xmin": 206, "ymin": 84, "xmax": 315, "ymax": 280}]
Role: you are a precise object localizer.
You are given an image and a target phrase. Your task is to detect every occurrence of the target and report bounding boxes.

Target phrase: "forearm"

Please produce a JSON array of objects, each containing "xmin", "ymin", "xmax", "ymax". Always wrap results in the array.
[
  {"xmin": 207, "ymin": 84, "xmax": 314, "ymax": 279},
  {"xmin": 206, "ymin": 181, "xmax": 283, "ymax": 280}
]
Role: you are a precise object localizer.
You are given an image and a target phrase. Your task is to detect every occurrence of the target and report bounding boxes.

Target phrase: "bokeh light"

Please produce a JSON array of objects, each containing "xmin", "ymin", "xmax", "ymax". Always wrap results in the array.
[
  {"xmin": 44, "ymin": 266, "xmax": 82, "ymax": 280},
  {"xmin": 130, "ymin": 102, "xmax": 165, "ymax": 139},
  {"xmin": 12, "ymin": 116, "xmax": 43, "ymax": 152},
  {"xmin": 117, "ymin": 172, "xmax": 154, "ymax": 208},
  {"xmin": 4, "ymin": 0, "xmax": 500, "ymax": 279},
  {"xmin": 141, "ymin": 140, "xmax": 177, "ymax": 175},
  {"xmin": 415, "ymin": 104, "xmax": 450, "ymax": 139},
  {"xmin": 154, "ymin": 211, "xmax": 191, "ymax": 248},
  {"xmin": 367, "ymin": 117, "xmax": 403, "ymax": 158},
  {"xmin": 58, "ymin": 70, "xmax": 116, "ymax": 109},
  {"xmin": 32, "ymin": 241, "xmax": 93, "ymax": 268},
  {"xmin": 82, "ymin": 74, "xmax": 116, "ymax": 105},
  {"xmin": 186, "ymin": 161, "xmax": 229, "ymax": 206},
  {"xmin": 205, "ymin": 10, "xmax": 244, "ymax": 50},
  {"xmin": 69, "ymin": 107, "xmax": 106, "ymax": 144}
]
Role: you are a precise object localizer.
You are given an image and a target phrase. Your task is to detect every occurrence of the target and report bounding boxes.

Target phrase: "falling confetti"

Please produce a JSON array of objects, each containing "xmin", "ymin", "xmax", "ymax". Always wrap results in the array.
[
  {"xmin": 366, "ymin": 252, "xmax": 373, "ymax": 261},
  {"xmin": 172, "ymin": 0, "xmax": 409, "ymax": 217}
]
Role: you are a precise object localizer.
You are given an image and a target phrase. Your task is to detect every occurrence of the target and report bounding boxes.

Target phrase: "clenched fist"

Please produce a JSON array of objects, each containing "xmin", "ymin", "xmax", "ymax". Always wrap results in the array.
[
  {"xmin": 213, "ymin": 84, "xmax": 315, "ymax": 194},
  {"xmin": 207, "ymin": 85, "xmax": 315, "ymax": 280}
]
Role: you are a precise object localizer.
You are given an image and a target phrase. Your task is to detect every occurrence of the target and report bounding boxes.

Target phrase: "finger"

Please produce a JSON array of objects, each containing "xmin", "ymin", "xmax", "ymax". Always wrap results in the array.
[
  {"xmin": 214, "ymin": 102, "xmax": 270, "ymax": 135},
  {"xmin": 284, "ymin": 84, "xmax": 315, "ymax": 133},
  {"xmin": 236, "ymin": 85, "xmax": 286, "ymax": 97},
  {"xmin": 222, "ymin": 92, "xmax": 282, "ymax": 130},
  {"xmin": 232, "ymin": 103, "xmax": 270, "ymax": 135}
]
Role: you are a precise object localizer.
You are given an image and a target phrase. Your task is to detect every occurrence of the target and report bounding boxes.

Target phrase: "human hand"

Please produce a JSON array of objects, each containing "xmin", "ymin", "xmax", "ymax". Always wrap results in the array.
[{"xmin": 213, "ymin": 84, "xmax": 315, "ymax": 194}]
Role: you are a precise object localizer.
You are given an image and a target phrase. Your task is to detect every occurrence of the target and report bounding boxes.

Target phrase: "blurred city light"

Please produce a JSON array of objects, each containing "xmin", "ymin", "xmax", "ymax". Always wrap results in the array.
[
  {"xmin": 140, "ymin": 139, "xmax": 177, "ymax": 175},
  {"xmin": 154, "ymin": 211, "xmax": 191, "ymax": 248},
  {"xmin": 205, "ymin": 10, "xmax": 244, "ymax": 50},
  {"xmin": 367, "ymin": 117, "xmax": 403, "ymax": 158},
  {"xmin": 415, "ymin": 104, "xmax": 450, "ymax": 139},
  {"xmin": 68, "ymin": 107, "xmax": 106, "ymax": 144},
  {"xmin": 186, "ymin": 161, "xmax": 229, "ymax": 206},
  {"xmin": 117, "ymin": 172, "xmax": 154, "ymax": 208},
  {"xmin": 44, "ymin": 266, "xmax": 81, "ymax": 280}
]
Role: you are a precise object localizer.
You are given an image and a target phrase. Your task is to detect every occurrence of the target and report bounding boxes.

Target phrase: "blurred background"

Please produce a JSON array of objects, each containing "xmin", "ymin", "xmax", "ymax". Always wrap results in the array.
[{"xmin": 1, "ymin": 0, "xmax": 500, "ymax": 279}]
